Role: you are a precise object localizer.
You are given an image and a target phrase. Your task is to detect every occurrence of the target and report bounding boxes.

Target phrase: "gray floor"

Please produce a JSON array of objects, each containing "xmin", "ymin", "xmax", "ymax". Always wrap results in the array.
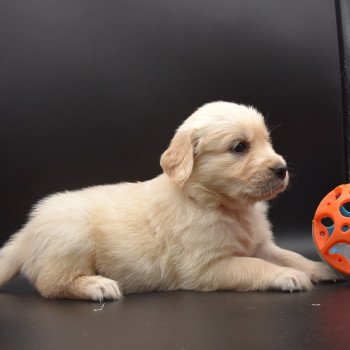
[{"xmin": 1, "ymin": 236, "xmax": 349, "ymax": 350}]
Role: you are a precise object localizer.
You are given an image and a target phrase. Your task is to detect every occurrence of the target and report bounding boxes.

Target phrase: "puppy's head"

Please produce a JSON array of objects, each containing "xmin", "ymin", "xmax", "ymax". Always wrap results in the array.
[{"xmin": 160, "ymin": 102, "xmax": 288, "ymax": 205}]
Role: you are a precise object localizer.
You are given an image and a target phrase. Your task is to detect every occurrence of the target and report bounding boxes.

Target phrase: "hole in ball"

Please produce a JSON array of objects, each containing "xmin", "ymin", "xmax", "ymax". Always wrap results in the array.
[
  {"xmin": 340, "ymin": 202, "xmax": 350, "ymax": 217},
  {"xmin": 342, "ymin": 225, "xmax": 350, "ymax": 232},
  {"xmin": 321, "ymin": 217, "xmax": 334, "ymax": 227}
]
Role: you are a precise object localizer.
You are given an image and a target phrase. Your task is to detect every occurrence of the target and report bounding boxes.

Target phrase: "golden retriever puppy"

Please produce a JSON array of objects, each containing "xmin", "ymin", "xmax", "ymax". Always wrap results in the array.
[{"xmin": 0, "ymin": 101, "xmax": 340, "ymax": 301}]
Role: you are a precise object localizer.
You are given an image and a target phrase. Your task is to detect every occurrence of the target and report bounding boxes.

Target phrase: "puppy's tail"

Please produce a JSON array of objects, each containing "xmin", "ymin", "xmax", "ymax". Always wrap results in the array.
[{"xmin": 0, "ymin": 231, "xmax": 25, "ymax": 286}]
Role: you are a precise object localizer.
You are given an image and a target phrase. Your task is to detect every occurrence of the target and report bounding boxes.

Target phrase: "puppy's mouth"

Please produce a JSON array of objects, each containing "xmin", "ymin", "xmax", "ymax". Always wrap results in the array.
[{"xmin": 249, "ymin": 180, "xmax": 288, "ymax": 201}]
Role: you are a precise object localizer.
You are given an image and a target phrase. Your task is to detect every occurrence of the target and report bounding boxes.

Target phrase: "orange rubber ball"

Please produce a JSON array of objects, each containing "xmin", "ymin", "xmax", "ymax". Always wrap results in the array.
[{"xmin": 313, "ymin": 183, "xmax": 350, "ymax": 275}]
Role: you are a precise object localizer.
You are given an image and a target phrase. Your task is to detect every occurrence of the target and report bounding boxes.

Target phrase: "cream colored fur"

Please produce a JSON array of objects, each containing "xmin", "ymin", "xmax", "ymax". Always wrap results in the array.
[{"xmin": 0, "ymin": 101, "xmax": 340, "ymax": 301}]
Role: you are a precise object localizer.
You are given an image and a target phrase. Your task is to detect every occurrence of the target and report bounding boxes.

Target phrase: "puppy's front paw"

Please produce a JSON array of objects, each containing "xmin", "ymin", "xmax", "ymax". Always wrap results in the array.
[
  {"xmin": 307, "ymin": 262, "xmax": 344, "ymax": 283},
  {"xmin": 273, "ymin": 268, "xmax": 313, "ymax": 292}
]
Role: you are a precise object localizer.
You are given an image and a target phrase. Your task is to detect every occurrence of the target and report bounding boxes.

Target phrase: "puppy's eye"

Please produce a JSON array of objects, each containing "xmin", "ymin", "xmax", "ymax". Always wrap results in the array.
[{"xmin": 232, "ymin": 142, "xmax": 247, "ymax": 154}]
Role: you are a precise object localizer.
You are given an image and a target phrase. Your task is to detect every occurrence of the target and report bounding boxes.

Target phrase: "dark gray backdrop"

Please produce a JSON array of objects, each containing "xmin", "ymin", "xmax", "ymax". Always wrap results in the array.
[{"xmin": 0, "ymin": 0, "xmax": 346, "ymax": 246}]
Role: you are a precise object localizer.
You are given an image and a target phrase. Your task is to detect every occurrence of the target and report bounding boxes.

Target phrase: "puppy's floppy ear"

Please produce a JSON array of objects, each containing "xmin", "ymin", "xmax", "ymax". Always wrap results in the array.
[{"xmin": 160, "ymin": 129, "xmax": 196, "ymax": 187}]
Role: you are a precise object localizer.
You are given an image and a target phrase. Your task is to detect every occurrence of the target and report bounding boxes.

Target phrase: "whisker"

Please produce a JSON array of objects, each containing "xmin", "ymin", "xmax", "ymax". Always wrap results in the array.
[{"xmin": 268, "ymin": 124, "xmax": 283, "ymax": 134}]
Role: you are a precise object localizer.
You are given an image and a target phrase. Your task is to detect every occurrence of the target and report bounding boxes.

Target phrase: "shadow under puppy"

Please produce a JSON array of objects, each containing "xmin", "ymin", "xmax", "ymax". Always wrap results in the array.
[{"xmin": 0, "ymin": 101, "xmax": 341, "ymax": 301}]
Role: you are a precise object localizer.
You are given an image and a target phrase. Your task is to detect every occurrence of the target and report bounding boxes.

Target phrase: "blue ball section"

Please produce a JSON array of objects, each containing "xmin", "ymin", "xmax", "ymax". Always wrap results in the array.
[
  {"xmin": 327, "ymin": 225, "xmax": 334, "ymax": 236},
  {"xmin": 329, "ymin": 243, "xmax": 350, "ymax": 263},
  {"xmin": 342, "ymin": 225, "xmax": 350, "ymax": 232},
  {"xmin": 330, "ymin": 246, "xmax": 338, "ymax": 254}
]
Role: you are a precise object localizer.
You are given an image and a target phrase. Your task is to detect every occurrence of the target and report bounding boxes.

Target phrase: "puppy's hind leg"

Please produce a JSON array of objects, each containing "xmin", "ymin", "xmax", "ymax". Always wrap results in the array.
[
  {"xmin": 35, "ymin": 261, "xmax": 123, "ymax": 301},
  {"xmin": 21, "ymin": 191, "xmax": 123, "ymax": 301},
  {"xmin": 33, "ymin": 251, "xmax": 123, "ymax": 301},
  {"xmin": 57, "ymin": 275, "xmax": 122, "ymax": 302}
]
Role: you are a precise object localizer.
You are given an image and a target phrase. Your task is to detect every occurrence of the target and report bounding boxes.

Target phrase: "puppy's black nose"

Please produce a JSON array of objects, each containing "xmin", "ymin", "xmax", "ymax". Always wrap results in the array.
[{"xmin": 273, "ymin": 166, "xmax": 288, "ymax": 180}]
